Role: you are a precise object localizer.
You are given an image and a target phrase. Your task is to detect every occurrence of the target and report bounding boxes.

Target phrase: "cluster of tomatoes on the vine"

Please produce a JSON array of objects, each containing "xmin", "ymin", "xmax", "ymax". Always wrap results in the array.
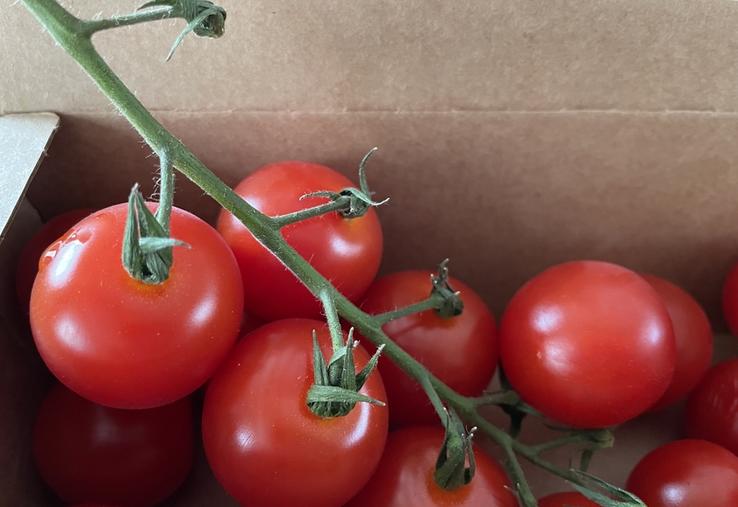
[{"xmin": 17, "ymin": 160, "xmax": 738, "ymax": 507}]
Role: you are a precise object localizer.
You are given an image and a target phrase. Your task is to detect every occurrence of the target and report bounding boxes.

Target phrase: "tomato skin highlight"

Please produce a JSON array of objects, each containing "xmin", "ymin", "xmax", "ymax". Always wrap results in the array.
[
  {"xmin": 15, "ymin": 209, "xmax": 92, "ymax": 312},
  {"xmin": 33, "ymin": 384, "xmax": 193, "ymax": 507},
  {"xmin": 641, "ymin": 275, "xmax": 713, "ymax": 410},
  {"xmin": 626, "ymin": 439, "xmax": 738, "ymax": 507},
  {"xmin": 538, "ymin": 492, "xmax": 599, "ymax": 507},
  {"xmin": 202, "ymin": 319, "xmax": 388, "ymax": 507},
  {"xmin": 345, "ymin": 426, "xmax": 517, "ymax": 507},
  {"xmin": 30, "ymin": 204, "xmax": 244, "ymax": 409},
  {"xmin": 360, "ymin": 271, "xmax": 498, "ymax": 427},
  {"xmin": 217, "ymin": 161, "xmax": 383, "ymax": 321},
  {"xmin": 500, "ymin": 260, "xmax": 676, "ymax": 428},
  {"xmin": 685, "ymin": 358, "xmax": 738, "ymax": 456}
]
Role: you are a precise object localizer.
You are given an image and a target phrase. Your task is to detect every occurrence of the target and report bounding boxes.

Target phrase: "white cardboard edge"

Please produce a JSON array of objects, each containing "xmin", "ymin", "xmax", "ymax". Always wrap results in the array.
[{"xmin": 0, "ymin": 112, "xmax": 60, "ymax": 243}]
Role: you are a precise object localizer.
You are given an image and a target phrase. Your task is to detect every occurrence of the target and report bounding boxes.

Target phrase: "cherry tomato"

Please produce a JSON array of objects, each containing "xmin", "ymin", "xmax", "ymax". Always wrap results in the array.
[
  {"xmin": 360, "ymin": 271, "xmax": 498, "ymax": 426},
  {"xmin": 641, "ymin": 275, "xmax": 712, "ymax": 410},
  {"xmin": 685, "ymin": 358, "xmax": 738, "ymax": 456},
  {"xmin": 722, "ymin": 261, "xmax": 738, "ymax": 336},
  {"xmin": 626, "ymin": 439, "xmax": 738, "ymax": 507},
  {"xmin": 500, "ymin": 261, "xmax": 676, "ymax": 428},
  {"xmin": 217, "ymin": 161, "xmax": 383, "ymax": 321},
  {"xmin": 33, "ymin": 384, "xmax": 192, "ymax": 507},
  {"xmin": 30, "ymin": 204, "xmax": 243, "ymax": 409},
  {"xmin": 539, "ymin": 492, "xmax": 599, "ymax": 507},
  {"xmin": 345, "ymin": 426, "xmax": 517, "ymax": 507},
  {"xmin": 15, "ymin": 209, "xmax": 92, "ymax": 312},
  {"xmin": 202, "ymin": 319, "xmax": 388, "ymax": 507}
]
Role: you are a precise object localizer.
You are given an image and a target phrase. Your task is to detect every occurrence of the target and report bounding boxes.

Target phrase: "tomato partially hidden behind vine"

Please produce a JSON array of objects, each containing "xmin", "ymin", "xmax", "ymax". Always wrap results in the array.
[
  {"xmin": 30, "ymin": 203, "xmax": 244, "ymax": 409},
  {"xmin": 360, "ymin": 271, "xmax": 498, "ymax": 426},
  {"xmin": 346, "ymin": 426, "xmax": 517, "ymax": 507},
  {"xmin": 217, "ymin": 161, "xmax": 383, "ymax": 321},
  {"xmin": 202, "ymin": 319, "xmax": 388, "ymax": 507}
]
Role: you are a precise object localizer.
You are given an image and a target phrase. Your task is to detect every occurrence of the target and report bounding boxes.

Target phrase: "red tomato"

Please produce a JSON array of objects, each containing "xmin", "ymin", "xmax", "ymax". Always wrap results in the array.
[
  {"xmin": 722, "ymin": 261, "xmax": 738, "ymax": 336},
  {"xmin": 641, "ymin": 275, "xmax": 713, "ymax": 410},
  {"xmin": 30, "ymin": 204, "xmax": 243, "ymax": 409},
  {"xmin": 345, "ymin": 426, "xmax": 517, "ymax": 507},
  {"xmin": 500, "ymin": 261, "xmax": 676, "ymax": 428},
  {"xmin": 15, "ymin": 209, "xmax": 92, "ymax": 312},
  {"xmin": 685, "ymin": 358, "xmax": 738, "ymax": 456},
  {"xmin": 202, "ymin": 319, "xmax": 388, "ymax": 507},
  {"xmin": 538, "ymin": 492, "xmax": 599, "ymax": 507},
  {"xmin": 33, "ymin": 384, "xmax": 192, "ymax": 507},
  {"xmin": 626, "ymin": 439, "xmax": 738, "ymax": 507},
  {"xmin": 217, "ymin": 161, "xmax": 383, "ymax": 321},
  {"xmin": 360, "ymin": 271, "xmax": 498, "ymax": 426}
]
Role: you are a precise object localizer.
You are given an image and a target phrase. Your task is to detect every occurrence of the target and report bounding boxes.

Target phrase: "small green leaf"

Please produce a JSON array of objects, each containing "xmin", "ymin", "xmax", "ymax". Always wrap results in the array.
[
  {"xmin": 570, "ymin": 470, "xmax": 646, "ymax": 507},
  {"xmin": 430, "ymin": 259, "xmax": 464, "ymax": 318},
  {"xmin": 138, "ymin": 236, "xmax": 189, "ymax": 254},
  {"xmin": 356, "ymin": 343, "xmax": 384, "ymax": 389},
  {"xmin": 357, "ymin": 147, "xmax": 379, "ymax": 194},
  {"xmin": 307, "ymin": 385, "xmax": 385, "ymax": 407},
  {"xmin": 122, "ymin": 185, "xmax": 144, "ymax": 279},
  {"xmin": 311, "ymin": 331, "xmax": 329, "ymax": 386},
  {"xmin": 340, "ymin": 332, "xmax": 357, "ymax": 392},
  {"xmin": 166, "ymin": 8, "xmax": 215, "ymax": 61},
  {"xmin": 434, "ymin": 407, "xmax": 476, "ymax": 490}
]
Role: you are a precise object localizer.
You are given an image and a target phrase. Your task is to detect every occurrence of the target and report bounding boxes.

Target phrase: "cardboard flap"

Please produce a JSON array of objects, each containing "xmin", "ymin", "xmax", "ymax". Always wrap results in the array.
[{"xmin": 0, "ymin": 113, "xmax": 59, "ymax": 242}]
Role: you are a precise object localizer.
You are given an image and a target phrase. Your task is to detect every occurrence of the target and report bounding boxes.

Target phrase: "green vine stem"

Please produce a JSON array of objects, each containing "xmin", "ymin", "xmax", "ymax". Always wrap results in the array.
[
  {"xmin": 20, "ymin": 2, "xmax": 643, "ymax": 506},
  {"xmin": 155, "ymin": 150, "xmax": 174, "ymax": 234}
]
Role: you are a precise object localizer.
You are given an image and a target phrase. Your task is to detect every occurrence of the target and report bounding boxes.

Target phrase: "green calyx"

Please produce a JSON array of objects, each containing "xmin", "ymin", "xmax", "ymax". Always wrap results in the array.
[
  {"xmin": 122, "ymin": 184, "xmax": 188, "ymax": 284},
  {"xmin": 434, "ymin": 407, "xmax": 477, "ymax": 490},
  {"xmin": 306, "ymin": 329, "xmax": 385, "ymax": 418},
  {"xmin": 139, "ymin": 0, "xmax": 226, "ymax": 60},
  {"xmin": 303, "ymin": 147, "xmax": 389, "ymax": 220},
  {"xmin": 430, "ymin": 259, "xmax": 464, "ymax": 318}
]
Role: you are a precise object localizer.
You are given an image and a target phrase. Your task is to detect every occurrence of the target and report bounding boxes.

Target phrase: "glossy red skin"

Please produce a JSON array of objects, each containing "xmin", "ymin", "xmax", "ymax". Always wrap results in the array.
[
  {"xmin": 685, "ymin": 358, "xmax": 738, "ymax": 455},
  {"xmin": 217, "ymin": 161, "xmax": 383, "ymax": 321},
  {"xmin": 722, "ymin": 261, "xmax": 738, "ymax": 336},
  {"xmin": 16, "ymin": 209, "xmax": 92, "ymax": 312},
  {"xmin": 642, "ymin": 275, "xmax": 713, "ymax": 410},
  {"xmin": 626, "ymin": 439, "xmax": 738, "ymax": 507},
  {"xmin": 33, "ymin": 384, "xmax": 193, "ymax": 507},
  {"xmin": 202, "ymin": 319, "xmax": 388, "ymax": 507},
  {"xmin": 346, "ymin": 426, "xmax": 517, "ymax": 507},
  {"xmin": 360, "ymin": 271, "xmax": 498, "ymax": 426},
  {"xmin": 30, "ymin": 204, "xmax": 244, "ymax": 409},
  {"xmin": 538, "ymin": 492, "xmax": 599, "ymax": 507},
  {"xmin": 500, "ymin": 261, "xmax": 676, "ymax": 428}
]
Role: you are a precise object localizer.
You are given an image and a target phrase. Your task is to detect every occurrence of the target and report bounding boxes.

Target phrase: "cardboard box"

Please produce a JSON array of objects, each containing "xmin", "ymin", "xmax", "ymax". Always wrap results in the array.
[{"xmin": 2, "ymin": 1, "xmax": 738, "ymax": 505}]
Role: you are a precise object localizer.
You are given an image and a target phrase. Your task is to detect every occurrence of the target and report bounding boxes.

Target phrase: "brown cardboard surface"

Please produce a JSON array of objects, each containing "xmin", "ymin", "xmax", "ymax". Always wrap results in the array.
[
  {"xmin": 4, "ymin": 1, "xmax": 738, "ymax": 114},
  {"xmin": 26, "ymin": 110, "xmax": 738, "ymax": 323}
]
